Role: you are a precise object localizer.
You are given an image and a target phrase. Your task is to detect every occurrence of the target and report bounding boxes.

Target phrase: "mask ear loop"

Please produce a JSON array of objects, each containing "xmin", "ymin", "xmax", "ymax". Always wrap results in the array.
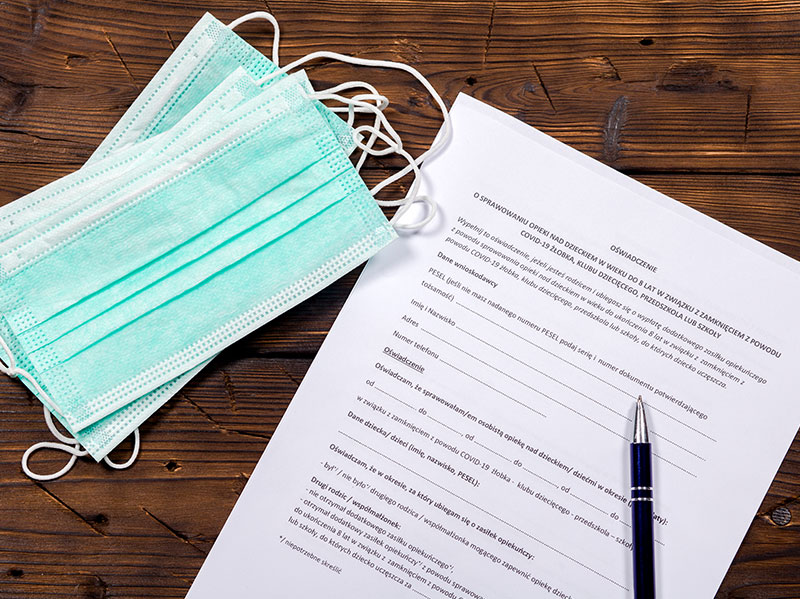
[
  {"xmin": 309, "ymin": 91, "xmax": 435, "ymax": 230},
  {"xmin": 314, "ymin": 81, "xmax": 396, "ymax": 172},
  {"xmin": 21, "ymin": 406, "xmax": 87, "ymax": 480},
  {"xmin": 227, "ymin": 11, "xmax": 281, "ymax": 65},
  {"xmin": 311, "ymin": 92, "xmax": 436, "ymax": 230},
  {"xmin": 314, "ymin": 81, "xmax": 389, "ymax": 172},
  {"xmin": 0, "ymin": 335, "xmax": 140, "ymax": 479},
  {"xmin": 20, "ymin": 406, "xmax": 141, "ymax": 480},
  {"xmin": 257, "ymin": 51, "xmax": 451, "ymax": 230}
]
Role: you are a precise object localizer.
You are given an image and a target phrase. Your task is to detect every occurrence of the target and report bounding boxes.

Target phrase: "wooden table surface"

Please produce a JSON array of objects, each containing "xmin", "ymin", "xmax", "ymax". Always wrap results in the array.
[{"xmin": 1, "ymin": 1, "xmax": 799, "ymax": 597}]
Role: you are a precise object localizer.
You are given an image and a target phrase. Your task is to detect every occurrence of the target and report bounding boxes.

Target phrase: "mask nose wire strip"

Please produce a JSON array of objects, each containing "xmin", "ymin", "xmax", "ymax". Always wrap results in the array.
[{"xmin": 226, "ymin": 11, "xmax": 281, "ymax": 66}]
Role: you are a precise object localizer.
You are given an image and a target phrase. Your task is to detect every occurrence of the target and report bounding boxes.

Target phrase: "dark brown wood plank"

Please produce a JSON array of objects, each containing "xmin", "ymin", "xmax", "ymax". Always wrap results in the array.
[
  {"xmin": 475, "ymin": 1, "xmax": 800, "ymax": 171},
  {"xmin": 5, "ymin": 1, "xmax": 800, "ymax": 170},
  {"xmin": 0, "ymin": 0, "xmax": 489, "ymax": 165}
]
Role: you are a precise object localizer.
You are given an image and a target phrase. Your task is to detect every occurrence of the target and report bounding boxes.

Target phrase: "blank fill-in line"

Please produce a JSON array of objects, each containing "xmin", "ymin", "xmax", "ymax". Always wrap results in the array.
[
  {"xmin": 475, "ymin": 440, "xmax": 559, "ymax": 489},
  {"xmin": 570, "ymin": 492, "xmax": 609, "ymax": 516},
  {"xmin": 374, "ymin": 385, "xmax": 416, "ymax": 410},
  {"xmin": 649, "ymin": 431, "xmax": 706, "ymax": 461},
  {"xmin": 653, "ymin": 451, "xmax": 696, "ymax": 478},
  {"xmin": 427, "ymin": 414, "xmax": 464, "ymax": 437},
  {"xmin": 438, "ymin": 352, "xmax": 626, "ymax": 443},
  {"xmin": 455, "ymin": 300, "xmax": 717, "ymax": 443},
  {"xmin": 338, "ymin": 430, "xmax": 628, "ymax": 591},
  {"xmin": 474, "ymin": 440, "xmax": 512, "ymax": 463},
  {"xmin": 523, "ymin": 466, "xmax": 559, "ymax": 489},
  {"xmin": 439, "ymin": 358, "xmax": 547, "ymax": 419},
  {"xmin": 373, "ymin": 385, "xmax": 463, "ymax": 437},
  {"xmin": 452, "ymin": 325, "xmax": 631, "ymax": 422}
]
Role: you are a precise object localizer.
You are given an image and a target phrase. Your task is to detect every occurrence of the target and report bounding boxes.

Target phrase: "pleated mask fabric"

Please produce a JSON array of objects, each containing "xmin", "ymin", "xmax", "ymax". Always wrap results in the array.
[
  {"xmin": 0, "ymin": 72, "xmax": 396, "ymax": 433},
  {"xmin": 0, "ymin": 9, "xmax": 451, "ymax": 479},
  {"xmin": 0, "ymin": 68, "xmax": 344, "ymax": 461}
]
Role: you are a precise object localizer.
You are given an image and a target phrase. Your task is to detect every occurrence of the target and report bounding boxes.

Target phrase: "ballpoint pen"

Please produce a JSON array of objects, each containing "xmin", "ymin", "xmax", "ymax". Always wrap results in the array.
[{"xmin": 631, "ymin": 395, "xmax": 655, "ymax": 599}]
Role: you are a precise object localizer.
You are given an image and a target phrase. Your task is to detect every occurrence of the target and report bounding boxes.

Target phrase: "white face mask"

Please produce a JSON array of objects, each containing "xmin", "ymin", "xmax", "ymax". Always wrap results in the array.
[{"xmin": 3, "ymin": 11, "xmax": 451, "ymax": 481}]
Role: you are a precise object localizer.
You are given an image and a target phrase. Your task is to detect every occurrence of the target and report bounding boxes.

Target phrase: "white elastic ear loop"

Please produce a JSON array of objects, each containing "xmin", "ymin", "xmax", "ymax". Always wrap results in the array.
[
  {"xmin": 22, "ymin": 405, "xmax": 87, "ymax": 481},
  {"xmin": 43, "ymin": 406, "xmax": 77, "ymax": 445},
  {"xmin": 349, "ymin": 119, "xmax": 436, "ymax": 230},
  {"xmin": 316, "ymin": 81, "xmax": 389, "ymax": 171},
  {"xmin": 256, "ymin": 51, "xmax": 452, "ymax": 192},
  {"xmin": 311, "ymin": 92, "xmax": 402, "ymax": 158},
  {"xmin": 227, "ymin": 11, "xmax": 281, "ymax": 66},
  {"xmin": 312, "ymin": 90, "xmax": 398, "ymax": 177},
  {"xmin": 20, "ymin": 405, "xmax": 140, "ymax": 479},
  {"xmin": 103, "ymin": 429, "xmax": 140, "ymax": 469},
  {"xmin": 311, "ymin": 93, "xmax": 433, "ymax": 229},
  {"xmin": 22, "ymin": 442, "xmax": 84, "ymax": 481},
  {"xmin": 351, "ymin": 122, "xmax": 437, "ymax": 230}
]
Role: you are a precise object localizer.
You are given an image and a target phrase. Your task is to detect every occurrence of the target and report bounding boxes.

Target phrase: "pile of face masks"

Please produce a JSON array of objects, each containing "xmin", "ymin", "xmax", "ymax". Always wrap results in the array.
[{"xmin": 0, "ymin": 11, "xmax": 450, "ymax": 480}]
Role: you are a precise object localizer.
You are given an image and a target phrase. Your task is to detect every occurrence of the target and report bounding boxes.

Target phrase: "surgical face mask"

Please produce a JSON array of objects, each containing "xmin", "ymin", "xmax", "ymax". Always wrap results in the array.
[
  {"xmin": 0, "ymin": 69, "xmax": 358, "ymax": 473},
  {"xmin": 0, "ymin": 69, "xmax": 354, "ymax": 458},
  {"xmin": 4, "ymin": 14, "xmax": 366, "ymax": 473},
  {"xmin": 0, "ymin": 69, "xmax": 382, "ymax": 480},
  {"xmin": 1, "ymin": 10, "xmax": 451, "ymax": 480},
  {"xmin": 4, "ymin": 49, "xmax": 386, "ymax": 481},
  {"xmin": 1, "ymin": 72, "xmax": 396, "ymax": 431}
]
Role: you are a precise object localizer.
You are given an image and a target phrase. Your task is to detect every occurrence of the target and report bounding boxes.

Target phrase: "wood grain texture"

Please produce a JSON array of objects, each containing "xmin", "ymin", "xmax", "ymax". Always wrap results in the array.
[{"xmin": 1, "ymin": 1, "xmax": 799, "ymax": 598}]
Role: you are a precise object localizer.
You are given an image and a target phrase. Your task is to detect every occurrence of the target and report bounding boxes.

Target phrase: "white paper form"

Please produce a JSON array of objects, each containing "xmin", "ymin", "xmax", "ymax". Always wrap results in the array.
[{"xmin": 187, "ymin": 94, "xmax": 800, "ymax": 599}]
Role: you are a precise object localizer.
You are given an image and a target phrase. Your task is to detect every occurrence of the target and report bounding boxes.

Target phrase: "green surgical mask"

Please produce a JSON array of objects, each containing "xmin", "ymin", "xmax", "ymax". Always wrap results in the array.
[
  {"xmin": 1, "ymin": 11, "xmax": 451, "ymax": 480},
  {"xmin": 0, "ymin": 69, "xmax": 324, "ymax": 469},
  {"xmin": 2, "ymin": 72, "xmax": 396, "ymax": 432},
  {"xmin": 2, "ymin": 63, "xmax": 368, "ymax": 474}
]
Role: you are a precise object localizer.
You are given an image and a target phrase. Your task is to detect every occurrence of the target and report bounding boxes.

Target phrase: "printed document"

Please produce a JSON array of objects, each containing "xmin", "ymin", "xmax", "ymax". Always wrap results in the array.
[{"xmin": 187, "ymin": 94, "xmax": 800, "ymax": 598}]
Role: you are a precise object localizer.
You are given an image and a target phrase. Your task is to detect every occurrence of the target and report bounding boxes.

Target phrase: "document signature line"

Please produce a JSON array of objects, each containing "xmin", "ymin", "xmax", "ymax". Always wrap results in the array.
[
  {"xmin": 454, "ymin": 300, "xmax": 717, "ymax": 443},
  {"xmin": 338, "ymin": 430, "xmax": 629, "ymax": 592},
  {"xmin": 451, "ymin": 325, "xmax": 631, "ymax": 422},
  {"xmin": 438, "ymin": 356, "xmax": 625, "ymax": 442},
  {"xmin": 373, "ymin": 385, "xmax": 464, "ymax": 436},
  {"xmin": 438, "ymin": 358, "xmax": 547, "ymax": 419}
]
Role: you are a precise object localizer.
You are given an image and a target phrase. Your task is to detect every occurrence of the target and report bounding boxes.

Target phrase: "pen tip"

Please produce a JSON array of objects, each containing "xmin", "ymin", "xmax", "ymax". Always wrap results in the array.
[{"xmin": 634, "ymin": 395, "xmax": 649, "ymax": 443}]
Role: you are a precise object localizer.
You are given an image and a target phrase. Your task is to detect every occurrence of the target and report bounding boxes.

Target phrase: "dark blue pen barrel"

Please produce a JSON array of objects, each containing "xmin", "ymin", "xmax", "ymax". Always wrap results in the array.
[
  {"xmin": 631, "ymin": 443, "xmax": 652, "ymax": 489},
  {"xmin": 631, "ymin": 443, "xmax": 655, "ymax": 599}
]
